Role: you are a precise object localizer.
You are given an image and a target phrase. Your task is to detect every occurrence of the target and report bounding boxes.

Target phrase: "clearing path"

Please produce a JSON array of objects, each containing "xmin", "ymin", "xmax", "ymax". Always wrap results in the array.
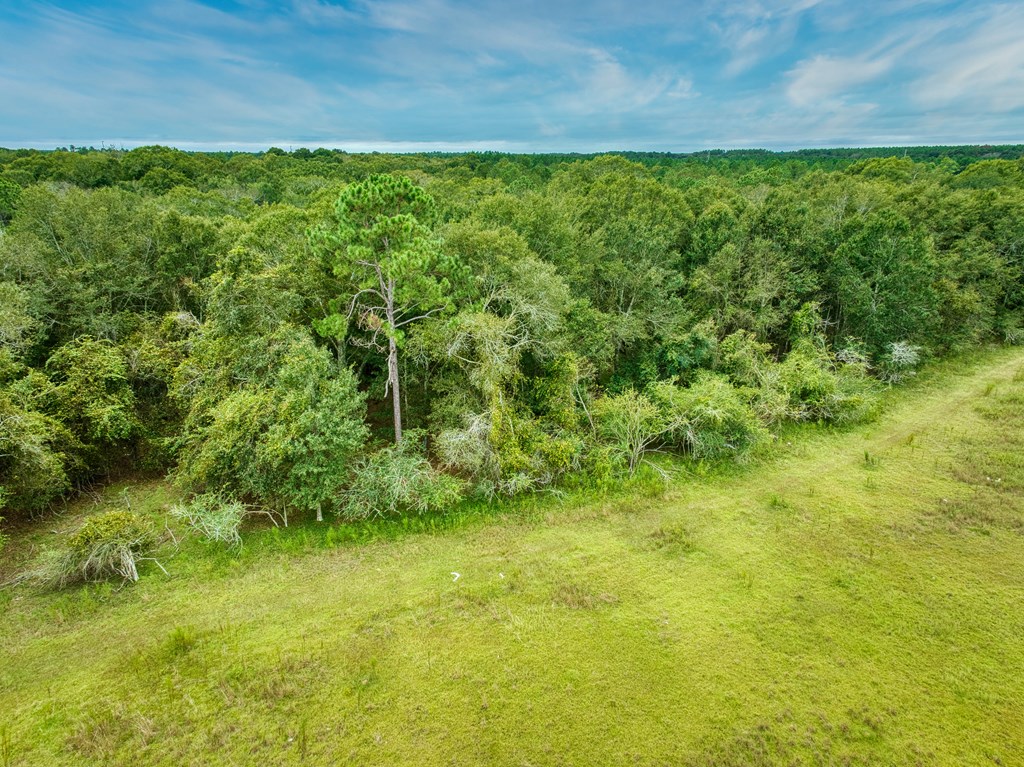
[{"xmin": 3, "ymin": 349, "xmax": 1024, "ymax": 766}]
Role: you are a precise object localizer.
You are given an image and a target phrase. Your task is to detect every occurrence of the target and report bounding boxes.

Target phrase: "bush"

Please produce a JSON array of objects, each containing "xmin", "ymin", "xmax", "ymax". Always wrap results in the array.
[
  {"xmin": 435, "ymin": 404, "xmax": 585, "ymax": 498},
  {"xmin": 49, "ymin": 511, "xmax": 155, "ymax": 587},
  {"xmin": 0, "ymin": 384, "xmax": 73, "ymax": 517},
  {"xmin": 777, "ymin": 341, "xmax": 879, "ymax": 424},
  {"xmin": 593, "ymin": 388, "xmax": 670, "ymax": 475},
  {"xmin": 648, "ymin": 374, "xmax": 768, "ymax": 461},
  {"xmin": 172, "ymin": 326, "xmax": 367, "ymax": 521},
  {"xmin": 435, "ymin": 412, "xmax": 501, "ymax": 487},
  {"xmin": 878, "ymin": 341, "xmax": 923, "ymax": 383},
  {"xmin": 45, "ymin": 337, "xmax": 141, "ymax": 447},
  {"xmin": 339, "ymin": 441, "xmax": 464, "ymax": 520},
  {"xmin": 170, "ymin": 493, "xmax": 247, "ymax": 547}
]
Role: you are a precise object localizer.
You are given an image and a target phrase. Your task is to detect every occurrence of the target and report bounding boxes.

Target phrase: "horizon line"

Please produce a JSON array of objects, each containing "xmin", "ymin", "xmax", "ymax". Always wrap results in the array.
[{"xmin": 3, "ymin": 138, "xmax": 1024, "ymax": 155}]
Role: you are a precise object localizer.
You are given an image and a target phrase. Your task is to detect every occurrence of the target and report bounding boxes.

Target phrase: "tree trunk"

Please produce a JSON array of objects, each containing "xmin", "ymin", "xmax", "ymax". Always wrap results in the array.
[
  {"xmin": 389, "ymin": 334, "xmax": 403, "ymax": 444},
  {"xmin": 386, "ymin": 278, "xmax": 403, "ymax": 445},
  {"xmin": 316, "ymin": 502, "xmax": 323, "ymax": 523}
]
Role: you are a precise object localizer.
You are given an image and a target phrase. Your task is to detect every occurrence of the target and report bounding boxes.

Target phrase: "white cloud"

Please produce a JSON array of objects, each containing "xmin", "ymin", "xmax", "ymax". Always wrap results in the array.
[
  {"xmin": 913, "ymin": 5, "xmax": 1024, "ymax": 112},
  {"xmin": 785, "ymin": 52, "xmax": 894, "ymax": 107},
  {"xmin": 666, "ymin": 77, "xmax": 697, "ymax": 99},
  {"xmin": 562, "ymin": 49, "xmax": 682, "ymax": 114},
  {"xmin": 290, "ymin": 0, "xmax": 359, "ymax": 26},
  {"xmin": 782, "ymin": 11, "xmax": 960, "ymax": 107},
  {"xmin": 712, "ymin": 0, "xmax": 827, "ymax": 76},
  {"xmin": 0, "ymin": 2, "xmax": 345, "ymax": 141}
]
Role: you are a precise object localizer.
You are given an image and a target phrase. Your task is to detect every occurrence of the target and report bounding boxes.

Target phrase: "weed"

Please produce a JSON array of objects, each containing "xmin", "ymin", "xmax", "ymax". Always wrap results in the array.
[
  {"xmin": 550, "ymin": 582, "xmax": 619, "ymax": 609},
  {"xmin": 0, "ymin": 726, "xmax": 14, "ymax": 767},
  {"xmin": 170, "ymin": 494, "xmax": 251, "ymax": 547},
  {"xmin": 163, "ymin": 625, "xmax": 199, "ymax": 660},
  {"xmin": 296, "ymin": 717, "xmax": 308, "ymax": 760},
  {"xmin": 687, "ymin": 707, "xmax": 893, "ymax": 767},
  {"xmin": 220, "ymin": 652, "xmax": 327, "ymax": 706},
  {"xmin": 38, "ymin": 511, "xmax": 156, "ymax": 588},
  {"xmin": 67, "ymin": 705, "xmax": 129, "ymax": 760},
  {"xmin": 738, "ymin": 570, "xmax": 754, "ymax": 589},
  {"xmin": 863, "ymin": 450, "xmax": 880, "ymax": 469},
  {"xmin": 647, "ymin": 521, "xmax": 697, "ymax": 553}
]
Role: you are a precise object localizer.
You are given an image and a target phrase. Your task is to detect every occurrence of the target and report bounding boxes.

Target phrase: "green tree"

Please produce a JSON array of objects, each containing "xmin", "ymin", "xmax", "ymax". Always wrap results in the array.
[
  {"xmin": 44, "ymin": 337, "xmax": 141, "ymax": 464},
  {"xmin": 3, "ymin": 185, "xmax": 163, "ymax": 343},
  {"xmin": 312, "ymin": 174, "xmax": 461, "ymax": 444},
  {"xmin": 0, "ymin": 383, "xmax": 72, "ymax": 516},
  {"xmin": 174, "ymin": 329, "xmax": 366, "ymax": 522},
  {"xmin": 828, "ymin": 210, "xmax": 939, "ymax": 355},
  {"xmin": 0, "ymin": 281, "xmax": 40, "ymax": 356},
  {"xmin": 593, "ymin": 388, "xmax": 673, "ymax": 476},
  {"xmin": 0, "ymin": 176, "xmax": 20, "ymax": 226}
]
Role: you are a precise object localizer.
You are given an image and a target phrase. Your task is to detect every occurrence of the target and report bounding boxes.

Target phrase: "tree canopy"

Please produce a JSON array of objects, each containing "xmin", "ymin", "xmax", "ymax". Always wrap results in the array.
[{"xmin": 2, "ymin": 144, "xmax": 1023, "ymax": 529}]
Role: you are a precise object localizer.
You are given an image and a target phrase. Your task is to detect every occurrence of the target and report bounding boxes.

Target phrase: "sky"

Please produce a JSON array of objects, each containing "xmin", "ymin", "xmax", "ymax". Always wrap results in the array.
[{"xmin": 0, "ymin": 0, "xmax": 1022, "ymax": 152}]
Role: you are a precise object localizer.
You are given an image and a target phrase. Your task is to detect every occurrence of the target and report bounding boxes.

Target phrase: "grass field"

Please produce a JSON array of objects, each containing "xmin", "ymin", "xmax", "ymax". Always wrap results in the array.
[{"xmin": 2, "ymin": 348, "xmax": 1024, "ymax": 766}]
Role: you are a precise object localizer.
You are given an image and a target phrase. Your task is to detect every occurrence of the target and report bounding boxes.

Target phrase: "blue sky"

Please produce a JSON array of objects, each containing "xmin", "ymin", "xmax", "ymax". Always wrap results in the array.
[{"xmin": 1, "ymin": 0, "xmax": 1022, "ymax": 151}]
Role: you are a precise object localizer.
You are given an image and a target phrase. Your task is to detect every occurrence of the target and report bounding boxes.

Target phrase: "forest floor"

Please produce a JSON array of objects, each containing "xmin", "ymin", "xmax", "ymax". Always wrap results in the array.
[{"xmin": 2, "ymin": 348, "xmax": 1024, "ymax": 766}]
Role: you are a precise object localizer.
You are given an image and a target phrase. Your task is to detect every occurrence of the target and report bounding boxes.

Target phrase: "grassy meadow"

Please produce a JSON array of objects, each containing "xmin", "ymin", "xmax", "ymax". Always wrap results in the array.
[{"xmin": 2, "ymin": 347, "xmax": 1024, "ymax": 766}]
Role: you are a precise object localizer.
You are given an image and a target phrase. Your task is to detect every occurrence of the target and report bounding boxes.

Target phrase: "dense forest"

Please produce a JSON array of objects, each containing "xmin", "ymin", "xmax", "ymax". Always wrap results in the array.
[{"xmin": 2, "ymin": 144, "xmax": 1024, "ymax": 554}]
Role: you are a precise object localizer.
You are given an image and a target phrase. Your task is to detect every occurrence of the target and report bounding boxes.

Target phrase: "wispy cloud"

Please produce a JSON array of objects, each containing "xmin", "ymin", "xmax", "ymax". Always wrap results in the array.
[
  {"xmin": 785, "ymin": 52, "xmax": 895, "ymax": 107},
  {"xmin": 913, "ymin": 4, "xmax": 1024, "ymax": 112}
]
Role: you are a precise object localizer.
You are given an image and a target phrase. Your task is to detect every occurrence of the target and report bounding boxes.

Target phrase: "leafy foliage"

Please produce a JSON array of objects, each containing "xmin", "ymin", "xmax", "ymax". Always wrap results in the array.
[
  {"xmin": 45, "ymin": 337, "xmax": 140, "ymax": 447},
  {"xmin": 172, "ymin": 325, "xmax": 367, "ymax": 519},
  {"xmin": 0, "ymin": 175, "xmax": 19, "ymax": 225},
  {"xmin": 311, "ymin": 174, "xmax": 464, "ymax": 443},
  {"xmin": 594, "ymin": 388, "xmax": 671, "ymax": 475},
  {"xmin": 339, "ymin": 439, "xmax": 464, "ymax": 520},
  {"xmin": 649, "ymin": 374, "xmax": 767, "ymax": 461},
  {"xmin": 0, "ymin": 382, "xmax": 71, "ymax": 514},
  {"xmin": 170, "ymin": 493, "xmax": 248, "ymax": 547}
]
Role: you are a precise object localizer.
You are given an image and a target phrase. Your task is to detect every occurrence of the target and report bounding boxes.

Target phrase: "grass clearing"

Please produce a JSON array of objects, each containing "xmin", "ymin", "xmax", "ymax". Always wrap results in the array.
[{"xmin": 2, "ymin": 348, "xmax": 1024, "ymax": 765}]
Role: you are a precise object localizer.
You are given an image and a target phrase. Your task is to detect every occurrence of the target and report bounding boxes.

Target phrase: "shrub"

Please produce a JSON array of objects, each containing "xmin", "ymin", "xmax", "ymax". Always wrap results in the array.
[
  {"xmin": 170, "ymin": 493, "xmax": 247, "ymax": 547},
  {"xmin": 715, "ymin": 321, "xmax": 879, "ymax": 428},
  {"xmin": 435, "ymin": 405, "xmax": 585, "ymax": 498},
  {"xmin": 878, "ymin": 341, "xmax": 923, "ymax": 383},
  {"xmin": 648, "ymin": 374, "xmax": 768, "ymax": 461},
  {"xmin": 593, "ymin": 388, "xmax": 670, "ymax": 475},
  {"xmin": 172, "ymin": 327, "xmax": 367, "ymax": 520},
  {"xmin": 0, "ymin": 384, "xmax": 73, "ymax": 517},
  {"xmin": 45, "ymin": 337, "xmax": 141, "ymax": 447},
  {"xmin": 339, "ymin": 441, "xmax": 465, "ymax": 520},
  {"xmin": 50, "ymin": 511, "xmax": 155, "ymax": 587},
  {"xmin": 776, "ymin": 341, "xmax": 879, "ymax": 425}
]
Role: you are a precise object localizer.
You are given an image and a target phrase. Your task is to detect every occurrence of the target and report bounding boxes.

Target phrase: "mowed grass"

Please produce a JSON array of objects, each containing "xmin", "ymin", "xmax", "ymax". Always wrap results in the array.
[{"xmin": 2, "ymin": 349, "xmax": 1024, "ymax": 766}]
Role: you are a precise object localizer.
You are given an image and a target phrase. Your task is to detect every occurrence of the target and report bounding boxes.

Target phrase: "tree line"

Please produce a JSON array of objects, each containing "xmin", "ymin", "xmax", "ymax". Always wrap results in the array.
[{"xmin": 1, "ymin": 146, "xmax": 1023, "ymax": 536}]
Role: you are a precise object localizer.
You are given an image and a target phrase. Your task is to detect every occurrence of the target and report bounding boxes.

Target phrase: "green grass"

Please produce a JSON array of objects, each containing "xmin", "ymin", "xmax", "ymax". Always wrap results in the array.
[{"xmin": 3, "ymin": 348, "xmax": 1024, "ymax": 765}]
